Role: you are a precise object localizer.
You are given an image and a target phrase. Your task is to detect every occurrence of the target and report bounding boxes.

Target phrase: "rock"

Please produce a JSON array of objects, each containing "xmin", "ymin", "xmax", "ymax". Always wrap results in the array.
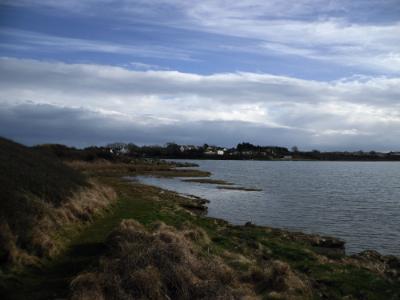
[
  {"xmin": 386, "ymin": 255, "xmax": 400, "ymax": 269},
  {"xmin": 309, "ymin": 236, "xmax": 345, "ymax": 249},
  {"xmin": 350, "ymin": 250, "xmax": 400, "ymax": 279},
  {"xmin": 284, "ymin": 231, "xmax": 346, "ymax": 256}
]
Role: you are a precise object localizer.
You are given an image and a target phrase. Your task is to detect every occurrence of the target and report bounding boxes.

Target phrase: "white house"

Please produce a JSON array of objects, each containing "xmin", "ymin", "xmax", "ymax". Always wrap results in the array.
[
  {"xmin": 107, "ymin": 143, "xmax": 129, "ymax": 155},
  {"xmin": 180, "ymin": 145, "xmax": 198, "ymax": 152}
]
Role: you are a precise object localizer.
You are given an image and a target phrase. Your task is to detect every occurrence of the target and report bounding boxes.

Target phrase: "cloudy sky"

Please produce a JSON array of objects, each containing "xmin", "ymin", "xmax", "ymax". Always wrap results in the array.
[{"xmin": 1, "ymin": 0, "xmax": 400, "ymax": 150}]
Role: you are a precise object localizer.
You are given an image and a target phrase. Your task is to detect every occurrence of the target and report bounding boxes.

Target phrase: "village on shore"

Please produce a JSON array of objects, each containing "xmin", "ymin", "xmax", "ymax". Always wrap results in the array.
[{"xmin": 104, "ymin": 142, "xmax": 400, "ymax": 161}]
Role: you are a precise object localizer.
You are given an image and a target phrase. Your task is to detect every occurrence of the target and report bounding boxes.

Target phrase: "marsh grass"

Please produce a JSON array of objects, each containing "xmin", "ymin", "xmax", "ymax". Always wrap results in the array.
[{"xmin": 68, "ymin": 160, "xmax": 210, "ymax": 178}]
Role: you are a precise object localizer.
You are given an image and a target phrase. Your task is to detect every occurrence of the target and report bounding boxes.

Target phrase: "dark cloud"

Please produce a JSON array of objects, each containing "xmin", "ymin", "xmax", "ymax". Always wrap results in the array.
[
  {"xmin": 0, "ymin": 102, "xmax": 306, "ymax": 148},
  {"xmin": 1, "ymin": 102, "xmax": 398, "ymax": 151}
]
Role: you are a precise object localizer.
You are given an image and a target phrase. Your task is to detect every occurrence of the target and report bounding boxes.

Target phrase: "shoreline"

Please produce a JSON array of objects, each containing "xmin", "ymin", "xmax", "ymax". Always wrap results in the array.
[
  {"xmin": 171, "ymin": 160, "xmax": 400, "ymax": 257},
  {"xmin": 3, "ymin": 159, "xmax": 400, "ymax": 299},
  {"xmin": 135, "ymin": 172, "xmax": 399, "ymax": 258},
  {"xmin": 123, "ymin": 178, "xmax": 400, "ymax": 298},
  {"xmin": 137, "ymin": 178, "xmax": 347, "ymax": 254}
]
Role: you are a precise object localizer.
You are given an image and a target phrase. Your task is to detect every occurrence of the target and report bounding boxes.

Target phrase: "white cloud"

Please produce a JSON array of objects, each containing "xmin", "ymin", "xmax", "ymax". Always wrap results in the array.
[
  {"xmin": 0, "ymin": 28, "xmax": 193, "ymax": 60},
  {"xmin": 128, "ymin": 62, "xmax": 170, "ymax": 70},
  {"xmin": 184, "ymin": 10, "xmax": 400, "ymax": 72},
  {"xmin": 1, "ymin": 57, "xmax": 400, "ymax": 149}
]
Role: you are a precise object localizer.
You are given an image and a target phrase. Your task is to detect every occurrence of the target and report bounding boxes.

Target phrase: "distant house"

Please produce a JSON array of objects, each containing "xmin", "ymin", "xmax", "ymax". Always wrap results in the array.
[
  {"xmin": 282, "ymin": 155, "xmax": 292, "ymax": 160},
  {"xmin": 217, "ymin": 150, "xmax": 224, "ymax": 155},
  {"xmin": 203, "ymin": 146, "xmax": 216, "ymax": 155},
  {"xmin": 179, "ymin": 145, "xmax": 197, "ymax": 152},
  {"xmin": 107, "ymin": 143, "xmax": 129, "ymax": 155}
]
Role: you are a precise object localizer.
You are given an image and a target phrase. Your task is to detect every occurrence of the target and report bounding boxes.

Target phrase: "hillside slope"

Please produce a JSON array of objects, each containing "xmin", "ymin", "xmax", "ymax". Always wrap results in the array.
[{"xmin": 0, "ymin": 137, "xmax": 116, "ymax": 268}]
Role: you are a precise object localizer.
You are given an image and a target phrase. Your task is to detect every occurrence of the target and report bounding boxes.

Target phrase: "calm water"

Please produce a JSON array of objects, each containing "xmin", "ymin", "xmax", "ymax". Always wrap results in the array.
[{"xmin": 137, "ymin": 160, "xmax": 400, "ymax": 255}]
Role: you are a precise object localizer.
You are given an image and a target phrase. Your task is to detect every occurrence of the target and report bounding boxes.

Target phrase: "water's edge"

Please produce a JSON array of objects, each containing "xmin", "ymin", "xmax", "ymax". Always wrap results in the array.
[{"xmin": 136, "ymin": 159, "xmax": 400, "ymax": 256}]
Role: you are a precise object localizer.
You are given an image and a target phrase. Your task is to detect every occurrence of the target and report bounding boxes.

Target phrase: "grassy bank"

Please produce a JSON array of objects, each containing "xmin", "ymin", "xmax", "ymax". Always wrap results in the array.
[{"xmin": 0, "ymin": 138, "xmax": 117, "ymax": 271}]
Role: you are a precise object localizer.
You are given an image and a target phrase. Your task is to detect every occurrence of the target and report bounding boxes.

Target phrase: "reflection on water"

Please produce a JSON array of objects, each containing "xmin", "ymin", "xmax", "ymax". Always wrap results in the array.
[{"xmin": 136, "ymin": 160, "xmax": 400, "ymax": 255}]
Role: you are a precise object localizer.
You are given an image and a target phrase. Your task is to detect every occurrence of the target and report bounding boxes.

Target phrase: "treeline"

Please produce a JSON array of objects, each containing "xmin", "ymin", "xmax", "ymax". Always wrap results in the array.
[
  {"xmin": 33, "ymin": 142, "xmax": 400, "ymax": 161},
  {"xmin": 34, "ymin": 142, "xmax": 291, "ymax": 161},
  {"xmin": 293, "ymin": 150, "xmax": 400, "ymax": 161},
  {"xmin": 34, "ymin": 144, "xmax": 115, "ymax": 161}
]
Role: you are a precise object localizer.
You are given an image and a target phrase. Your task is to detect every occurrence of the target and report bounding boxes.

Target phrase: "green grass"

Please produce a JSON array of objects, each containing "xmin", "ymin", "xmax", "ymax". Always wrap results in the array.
[
  {"xmin": 165, "ymin": 219, "xmax": 400, "ymax": 300},
  {"xmin": 309, "ymin": 264, "xmax": 400, "ymax": 300}
]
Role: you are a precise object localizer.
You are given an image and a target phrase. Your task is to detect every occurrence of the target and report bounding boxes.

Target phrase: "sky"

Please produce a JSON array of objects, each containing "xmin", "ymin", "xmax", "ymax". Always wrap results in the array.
[{"xmin": 0, "ymin": 0, "xmax": 400, "ymax": 150}]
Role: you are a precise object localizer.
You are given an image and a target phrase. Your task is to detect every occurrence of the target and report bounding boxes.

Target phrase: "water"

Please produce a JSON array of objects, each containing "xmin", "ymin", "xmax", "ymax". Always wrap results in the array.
[{"xmin": 136, "ymin": 160, "xmax": 400, "ymax": 255}]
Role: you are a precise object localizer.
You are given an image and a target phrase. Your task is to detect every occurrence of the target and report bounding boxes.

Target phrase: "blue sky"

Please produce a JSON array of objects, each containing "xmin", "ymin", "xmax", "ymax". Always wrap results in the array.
[{"xmin": 1, "ymin": 1, "xmax": 400, "ymax": 150}]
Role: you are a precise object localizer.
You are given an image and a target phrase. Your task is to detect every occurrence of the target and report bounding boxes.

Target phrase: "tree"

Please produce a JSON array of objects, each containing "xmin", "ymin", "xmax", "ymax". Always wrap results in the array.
[
  {"xmin": 165, "ymin": 142, "xmax": 180, "ymax": 156},
  {"xmin": 237, "ymin": 142, "xmax": 256, "ymax": 152}
]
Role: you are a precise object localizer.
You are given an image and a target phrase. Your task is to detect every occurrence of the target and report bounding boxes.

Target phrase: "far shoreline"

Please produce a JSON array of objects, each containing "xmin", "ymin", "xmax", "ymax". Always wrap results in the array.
[{"xmin": 167, "ymin": 157, "xmax": 400, "ymax": 162}]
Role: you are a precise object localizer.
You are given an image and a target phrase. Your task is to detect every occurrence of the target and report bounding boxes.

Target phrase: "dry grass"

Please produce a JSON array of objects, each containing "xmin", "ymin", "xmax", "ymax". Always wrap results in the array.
[
  {"xmin": 32, "ymin": 180, "xmax": 117, "ymax": 258},
  {"xmin": 0, "ymin": 222, "xmax": 39, "ymax": 267},
  {"xmin": 67, "ymin": 160, "xmax": 211, "ymax": 178},
  {"xmin": 244, "ymin": 261, "xmax": 312, "ymax": 299},
  {"xmin": 0, "ymin": 180, "xmax": 117, "ymax": 267},
  {"xmin": 70, "ymin": 220, "xmax": 255, "ymax": 300},
  {"xmin": 70, "ymin": 219, "xmax": 315, "ymax": 299}
]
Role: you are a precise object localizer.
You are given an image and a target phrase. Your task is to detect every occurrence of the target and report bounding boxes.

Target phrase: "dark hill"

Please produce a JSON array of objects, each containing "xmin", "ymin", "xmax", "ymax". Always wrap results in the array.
[
  {"xmin": 0, "ymin": 137, "xmax": 90, "ymax": 266},
  {"xmin": 0, "ymin": 137, "xmax": 87, "ymax": 207}
]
